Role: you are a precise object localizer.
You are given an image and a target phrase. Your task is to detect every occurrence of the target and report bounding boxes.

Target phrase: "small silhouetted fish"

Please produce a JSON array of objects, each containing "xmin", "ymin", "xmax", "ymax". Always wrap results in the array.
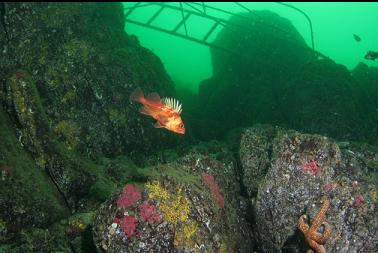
[
  {"xmin": 353, "ymin": 34, "xmax": 361, "ymax": 42},
  {"xmin": 365, "ymin": 51, "xmax": 378, "ymax": 61}
]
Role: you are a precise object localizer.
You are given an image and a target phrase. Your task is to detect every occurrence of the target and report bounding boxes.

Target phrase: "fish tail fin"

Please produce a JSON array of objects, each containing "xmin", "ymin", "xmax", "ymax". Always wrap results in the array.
[{"xmin": 130, "ymin": 87, "xmax": 145, "ymax": 103}]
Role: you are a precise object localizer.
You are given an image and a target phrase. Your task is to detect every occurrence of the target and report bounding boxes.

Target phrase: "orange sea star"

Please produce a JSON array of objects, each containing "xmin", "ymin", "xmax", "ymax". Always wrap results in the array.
[{"xmin": 298, "ymin": 197, "xmax": 331, "ymax": 253}]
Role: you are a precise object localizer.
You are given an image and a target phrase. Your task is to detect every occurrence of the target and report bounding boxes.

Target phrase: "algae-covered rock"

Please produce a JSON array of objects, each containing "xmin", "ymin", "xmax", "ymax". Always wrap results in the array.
[
  {"xmin": 281, "ymin": 59, "xmax": 378, "ymax": 143},
  {"xmin": 0, "ymin": 1, "xmax": 183, "ymax": 213},
  {"xmin": 210, "ymin": 10, "xmax": 315, "ymax": 78},
  {"xmin": 93, "ymin": 147, "xmax": 253, "ymax": 253},
  {"xmin": 0, "ymin": 2, "xmax": 182, "ymax": 251},
  {"xmin": 198, "ymin": 10, "xmax": 316, "ymax": 138},
  {"xmin": 239, "ymin": 125, "xmax": 378, "ymax": 252},
  {"xmin": 0, "ymin": 2, "xmax": 180, "ymax": 161},
  {"xmin": 0, "ymin": 212, "xmax": 96, "ymax": 253},
  {"xmin": 352, "ymin": 62, "xmax": 378, "ymax": 108},
  {"xmin": 0, "ymin": 106, "xmax": 69, "ymax": 245},
  {"xmin": 197, "ymin": 10, "xmax": 378, "ymax": 145},
  {"xmin": 239, "ymin": 125, "xmax": 276, "ymax": 197}
]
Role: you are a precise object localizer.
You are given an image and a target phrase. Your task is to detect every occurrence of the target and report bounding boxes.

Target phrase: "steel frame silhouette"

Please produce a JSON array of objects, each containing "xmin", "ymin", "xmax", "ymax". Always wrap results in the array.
[{"xmin": 123, "ymin": 2, "xmax": 327, "ymax": 59}]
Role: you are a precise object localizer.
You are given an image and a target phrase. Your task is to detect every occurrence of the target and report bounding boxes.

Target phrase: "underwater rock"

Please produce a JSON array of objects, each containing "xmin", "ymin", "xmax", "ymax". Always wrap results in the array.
[
  {"xmin": 93, "ymin": 147, "xmax": 253, "ymax": 253},
  {"xmin": 0, "ymin": 2, "xmax": 180, "ymax": 161},
  {"xmin": 0, "ymin": 212, "xmax": 96, "ymax": 253},
  {"xmin": 0, "ymin": 105, "xmax": 69, "ymax": 248},
  {"xmin": 197, "ymin": 10, "xmax": 378, "ymax": 145},
  {"xmin": 198, "ymin": 10, "xmax": 316, "ymax": 138},
  {"xmin": 239, "ymin": 125, "xmax": 378, "ymax": 252},
  {"xmin": 281, "ymin": 59, "xmax": 378, "ymax": 144},
  {"xmin": 0, "ymin": 2, "xmax": 183, "ymax": 250},
  {"xmin": 239, "ymin": 125, "xmax": 277, "ymax": 197},
  {"xmin": 0, "ymin": 0, "xmax": 186, "ymax": 215},
  {"xmin": 210, "ymin": 10, "xmax": 315, "ymax": 80},
  {"xmin": 353, "ymin": 64, "xmax": 378, "ymax": 146},
  {"xmin": 352, "ymin": 62, "xmax": 378, "ymax": 108}
]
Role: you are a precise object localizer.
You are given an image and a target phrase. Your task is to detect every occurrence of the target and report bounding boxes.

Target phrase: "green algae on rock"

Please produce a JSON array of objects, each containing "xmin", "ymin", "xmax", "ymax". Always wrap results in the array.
[{"xmin": 0, "ymin": 2, "xmax": 184, "ymax": 252}]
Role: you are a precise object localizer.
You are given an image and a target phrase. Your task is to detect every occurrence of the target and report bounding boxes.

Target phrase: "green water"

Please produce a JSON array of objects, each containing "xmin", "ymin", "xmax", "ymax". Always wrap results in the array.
[
  {"xmin": 123, "ymin": 2, "xmax": 378, "ymax": 93},
  {"xmin": 1, "ymin": 3, "xmax": 377, "ymax": 252}
]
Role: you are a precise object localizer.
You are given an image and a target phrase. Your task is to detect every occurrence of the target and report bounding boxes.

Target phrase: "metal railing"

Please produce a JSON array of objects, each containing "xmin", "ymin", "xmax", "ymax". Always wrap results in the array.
[{"xmin": 123, "ymin": 2, "xmax": 327, "ymax": 59}]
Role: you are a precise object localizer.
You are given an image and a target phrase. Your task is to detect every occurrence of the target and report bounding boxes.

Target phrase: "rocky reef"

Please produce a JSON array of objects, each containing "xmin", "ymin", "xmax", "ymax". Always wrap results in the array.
[
  {"xmin": 239, "ymin": 125, "xmax": 377, "ymax": 252},
  {"xmin": 90, "ymin": 125, "xmax": 377, "ymax": 253},
  {"xmin": 0, "ymin": 3, "xmax": 377, "ymax": 253},
  {"xmin": 197, "ymin": 10, "xmax": 378, "ymax": 145},
  {"xmin": 93, "ymin": 145, "xmax": 253, "ymax": 253},
  {"xmin": 0, "ymin": 2, "xmax": 184, "ymax": 252}
]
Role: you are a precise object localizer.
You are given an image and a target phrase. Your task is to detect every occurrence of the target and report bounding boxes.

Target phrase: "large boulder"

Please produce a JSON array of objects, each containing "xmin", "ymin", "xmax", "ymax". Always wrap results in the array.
[
  {"xmin": 0, "ymin": 2, "xmax": 184, "ymax": 212},
  {"xmin": 210, "ymin": 10, "xmax": 315, "ymax": 79},
  {"xmin": 197, "ymin": 10, "xmax": 378, "ymax": 145},
  {"xmin": 0, "ymin": 2, "xmax": 183, "ymax": 251},
  {"xmin": 0, "ymin": 106, "xmax": 69, "ymax": 250},
  {"xmin": 281, "ymin": 59, "xmax": 377, "ymax": 143},
  {"xmin": 93, "ymin": 144, "xmax": 254, "ymax": 253},
  {"xmin": 352, "ymin": 62, "xmax": 378, "ymax": 108},
  {"xmin": 0, "ymin": 2, "xmax": 180, "ymax": 162},
  {"xmin": 198, "ymin": 10, "xmax": 316, "ymax": 136},
  {"xmin": 239, "ymin": 125, "xmax": 378, "ymax": 252}
]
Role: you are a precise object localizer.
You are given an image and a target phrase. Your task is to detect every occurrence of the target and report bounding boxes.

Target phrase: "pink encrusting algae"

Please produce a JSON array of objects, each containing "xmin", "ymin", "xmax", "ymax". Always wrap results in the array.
[
  {"xmin": 139, "ymin": 202, "xmax": 162, "ymax": 223},
  {"xmin": 202, "ymin": 172, "xmax": 225, "ymax": 208},
  {"xmin": 116, "ymin": 184, "xmax": 142, "ymax": 208},
  {"xmin": 120, "ymin": 215, "xmax": 138, "ymax": 237},
  {"xmin": 353, "ymin": 193, "xmax": 364, "ymax": 208},
  {"xmin": 303, "ymin": 160, "xmax": 321, "ymax": 176}
]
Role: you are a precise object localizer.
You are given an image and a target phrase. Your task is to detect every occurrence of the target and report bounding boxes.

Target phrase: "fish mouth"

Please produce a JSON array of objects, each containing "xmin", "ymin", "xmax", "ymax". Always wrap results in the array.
[{"xmin": 176, "ymin": 129, "xmax": 185, "ymax": 135}]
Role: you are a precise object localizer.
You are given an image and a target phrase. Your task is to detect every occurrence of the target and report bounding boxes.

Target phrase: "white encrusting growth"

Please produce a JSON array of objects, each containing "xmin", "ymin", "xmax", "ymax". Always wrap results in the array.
[{"xmin": 162, "ymin": 97, "xmax": 182, "ymax": 114}]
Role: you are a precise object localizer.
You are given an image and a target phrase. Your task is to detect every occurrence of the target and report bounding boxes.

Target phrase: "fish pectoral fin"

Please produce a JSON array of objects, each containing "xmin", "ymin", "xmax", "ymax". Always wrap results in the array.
[
  {"xmin": 154, "ymin": 121, "xmax": 164, "ymax": 128},
  {"xmin": 139, "ymin": 107, "xmax": 150, "ymax": 115}
]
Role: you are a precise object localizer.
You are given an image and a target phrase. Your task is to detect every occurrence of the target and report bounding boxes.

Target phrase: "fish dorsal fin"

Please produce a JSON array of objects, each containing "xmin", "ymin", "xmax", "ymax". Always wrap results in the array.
[
  {"xmin": 162, "ymin": 97, "xmax": 182, "ymax": 114},
  {"xmin": 146, "ymin": 92, "xmax": 161, "ymax": 102}
]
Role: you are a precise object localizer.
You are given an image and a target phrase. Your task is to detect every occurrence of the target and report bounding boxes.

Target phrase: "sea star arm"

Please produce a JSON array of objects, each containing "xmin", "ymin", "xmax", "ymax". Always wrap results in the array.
[
  {"xmin": 307, "ymin": 239, "xmax": 326, "ymax": 253},
  {"xmin": 298, "ymin": 215, "xmax": 310, "ymax": 233},
  {"xmin": 309, "ymin": 199, "xmax": 329, "ymax": 234},
  {"xmin": 315, "ymin": 222, "xmax": 331, "ymax": 244},
  {"xmin": 298, "ymin": 197, "xmax": 331, "ymax": 253}
]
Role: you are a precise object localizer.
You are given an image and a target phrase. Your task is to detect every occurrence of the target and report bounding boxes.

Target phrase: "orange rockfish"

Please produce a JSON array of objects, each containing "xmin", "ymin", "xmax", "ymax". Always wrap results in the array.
[{"xmin": 130, "ymin": 87, "xmax": 185, "ymax": 134}]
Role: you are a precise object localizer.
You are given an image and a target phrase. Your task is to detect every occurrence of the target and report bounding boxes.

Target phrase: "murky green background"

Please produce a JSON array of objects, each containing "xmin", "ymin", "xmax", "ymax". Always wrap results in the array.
[{"xmin": 123, "ymin": 2, "xmax": 378, "ymax": 93}]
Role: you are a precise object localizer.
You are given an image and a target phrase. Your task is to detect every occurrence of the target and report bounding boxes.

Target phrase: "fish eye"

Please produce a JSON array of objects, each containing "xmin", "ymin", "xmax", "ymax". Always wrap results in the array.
[{"xmin": 179, "ymin": 123, "xmax": 184, "ymax": 128}]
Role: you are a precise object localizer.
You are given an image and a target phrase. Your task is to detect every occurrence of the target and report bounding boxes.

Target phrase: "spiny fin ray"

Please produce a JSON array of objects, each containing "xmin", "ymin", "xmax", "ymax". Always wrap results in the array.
[{"xmin": 162, "ymin": 97, "xmax": 182, "ymax": 114}]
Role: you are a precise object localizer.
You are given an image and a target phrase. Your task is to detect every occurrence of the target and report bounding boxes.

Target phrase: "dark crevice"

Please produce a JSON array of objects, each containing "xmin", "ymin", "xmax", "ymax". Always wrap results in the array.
[
  {"xmin": 282, "ymin": 228, "xmax": 306, "ymax": 253},
  {"xmin": 229, "ymin": 127, "xmax": 279, "ymax": 252},
  {"xmin": 228, "ymin": 131, "xmax": 261, "ymax": 251},
  {"xmin": 0, "ymin": 2, "xmax": 10, "ymax": 42},
  {"xmin": 3, "ymin": 80, "xmax": 72, "ymax": 215},
  {"xmin": 68, "ymin": 242, "xmax": 78, "ymax": 253},
  {"xmin": 233, "ymin": 152, "xmax": 249, "ymax": 199}
]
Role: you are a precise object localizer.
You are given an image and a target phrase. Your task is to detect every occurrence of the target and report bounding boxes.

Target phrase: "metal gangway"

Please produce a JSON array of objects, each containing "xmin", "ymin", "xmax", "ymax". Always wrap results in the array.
[{"xmin": 123, "ymin": 2, "xmax": 328, "ymax": 59}]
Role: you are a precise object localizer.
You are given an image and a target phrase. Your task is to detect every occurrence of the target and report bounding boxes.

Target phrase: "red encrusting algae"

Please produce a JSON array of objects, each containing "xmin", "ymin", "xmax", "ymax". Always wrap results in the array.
[
  {"xmin": 353, "ymin": 193, "xmax": 364, "ymax": 208},
  {"xmin": 303, "ymin": 160, "xmax": 321, "ymax": 176},
  {"xmin": 202, "ymin": 172, "xmax": 225, "ymax": 208},
  {"xmin": 116, "ymin": 184, "xmax": 142, "ymax": 208},
  {"xmin": 120, "ymin": 215, "xmax": 138, "ymax": 237},
  {"xmin": 139, "ymin": 202, "xmax": 161, "ymax": 223}
]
